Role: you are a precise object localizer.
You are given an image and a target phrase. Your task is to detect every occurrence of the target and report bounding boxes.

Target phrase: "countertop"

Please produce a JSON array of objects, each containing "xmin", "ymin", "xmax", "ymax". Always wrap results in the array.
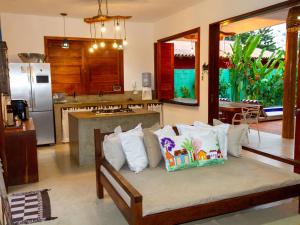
[
  {"xmin": 69, "ymin": 109, "xmax": 159, "ymax": 119},
  {"xmin": 4, "ymin": 118, "xmax": 35, "ymax": 134},
  {"xmin": 53, "ymin": 99, "xmax": 160, "ymax": 107}
]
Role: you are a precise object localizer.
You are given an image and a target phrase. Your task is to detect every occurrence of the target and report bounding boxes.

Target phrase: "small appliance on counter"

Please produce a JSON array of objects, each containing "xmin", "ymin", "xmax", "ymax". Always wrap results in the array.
[
  {"xmin": 11, "ymin": 99, "xmax": 29, "ymax": 121},
  {"xmin": 142, "ymin": 72, "xmax": 152, "ymax": 100}
]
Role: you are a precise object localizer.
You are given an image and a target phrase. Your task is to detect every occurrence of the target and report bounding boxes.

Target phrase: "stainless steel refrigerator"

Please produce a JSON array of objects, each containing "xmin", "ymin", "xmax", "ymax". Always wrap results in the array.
[{"xmin": 9, "ymin": 63, "xmax": 55, "ymax": 145}]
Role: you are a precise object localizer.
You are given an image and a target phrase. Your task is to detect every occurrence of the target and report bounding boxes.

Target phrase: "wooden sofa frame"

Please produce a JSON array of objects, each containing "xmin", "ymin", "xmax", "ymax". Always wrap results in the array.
[{"xmin": 94, "ymin": 129, "xmax": 300, "ymax": 225}]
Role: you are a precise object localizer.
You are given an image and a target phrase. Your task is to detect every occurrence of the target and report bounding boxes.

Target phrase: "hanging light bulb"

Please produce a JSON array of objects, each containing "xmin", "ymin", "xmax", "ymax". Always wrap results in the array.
[
  {"xmin": 62, "ymin": 39, "xmax": 69, "ymax": 49},
  {"xmin": 118, "ymin": 44, "xmax": 123, "ymax": 50},
  {"xmin": 113, "ymin": 41, "xmax": 118, "ymax": 49},
  {"xmin": 93, "ymin": 42, "xmax": 98, "ymax": 49},
  {"xmin": 115, "ymin": 19, "xmax": 121, "ymax": 31},
  {"xmin": 100, "ymin": 41, "xmax": 106, "ymax": 48},
  {"xmin": 60, "ymin": 13, "xmax": 69, "ymax": 49},
  {"xmin": 122, "ymin": 19, "xmax": 128, "ymax": 47},
  {"xmin": 100, "ymin": 22, "xmax": 106, "ymax": 32},
  {"xmin": 89, "ymin": 47, "xmax": 95, "ymax": 53},
  {"xmin": 123, "ymin": 39, "xmax": 128, "ymax": 46}
]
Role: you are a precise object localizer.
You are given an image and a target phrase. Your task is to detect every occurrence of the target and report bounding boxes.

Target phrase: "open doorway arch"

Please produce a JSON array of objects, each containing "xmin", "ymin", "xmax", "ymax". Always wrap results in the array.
[{"xmin": 208, "ymin": 0, "xmax": 300, "ymax": 173}]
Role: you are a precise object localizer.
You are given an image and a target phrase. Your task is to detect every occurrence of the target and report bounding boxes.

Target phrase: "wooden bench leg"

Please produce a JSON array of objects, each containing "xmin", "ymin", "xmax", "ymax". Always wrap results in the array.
[
  {"xmin": 96, "ymin": 174, "xmax": 104, "ymax": 199},
  {"xmin": 298, "ymin": 196, "xmax": 300, "ymax": 214}
]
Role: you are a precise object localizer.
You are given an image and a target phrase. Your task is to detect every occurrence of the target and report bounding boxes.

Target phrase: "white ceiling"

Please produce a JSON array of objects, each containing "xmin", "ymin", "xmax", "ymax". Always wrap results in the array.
[
  {"xmin": 0, "ymin": 0, "xmax": 201, "ymax": 22},
  {"xmin": 221, "ymin": 8, "xmax": 289, "ymax": 34}
]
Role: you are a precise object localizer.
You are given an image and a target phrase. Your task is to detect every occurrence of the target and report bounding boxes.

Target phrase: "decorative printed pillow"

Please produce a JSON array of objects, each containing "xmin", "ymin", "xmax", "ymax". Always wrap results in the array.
[
  {"xmin": 158, "ymin": 135, "xmax": 198, "ymax": 172},
  {"xmin": 187, "ymin": 131, "xmax": 225, "ymax": 167},
  {"xmin": 192, "ymin": 122, "xmax": 230, "ymax": 160}
]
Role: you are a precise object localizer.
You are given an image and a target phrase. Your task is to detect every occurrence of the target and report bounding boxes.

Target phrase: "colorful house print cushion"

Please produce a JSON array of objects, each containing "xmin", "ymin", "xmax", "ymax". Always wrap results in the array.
[
  {"xmin": 185, "ymin": 130, "xmax": 225, "ymax": 167},
  {"xmin": 177, "ymin": 123, "xmax": 229, "ymax": 160},
  {"xmin": 157, "ymin": 135, "xmax": 199, "ymax": 172}
]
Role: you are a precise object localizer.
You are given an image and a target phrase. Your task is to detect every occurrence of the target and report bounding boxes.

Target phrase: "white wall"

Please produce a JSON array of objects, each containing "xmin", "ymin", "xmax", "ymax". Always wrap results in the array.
[
  {"xmin": 0, "ymin": 13, "xmax": 154, "ymax": 91},
  {"xmin": 153, "ymin": 0, "xmax": 285, "ymax": 125}
]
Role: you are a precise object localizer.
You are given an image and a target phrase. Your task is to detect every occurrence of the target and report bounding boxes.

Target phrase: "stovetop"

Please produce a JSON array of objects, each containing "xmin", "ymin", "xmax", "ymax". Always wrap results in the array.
[{"xmin": 92, "ymin": 108, "xmax": 134, "ymax": 114}]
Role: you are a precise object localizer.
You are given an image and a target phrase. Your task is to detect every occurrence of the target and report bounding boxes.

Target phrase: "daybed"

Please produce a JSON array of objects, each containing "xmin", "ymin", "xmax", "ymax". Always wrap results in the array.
[{"xmin": 94, "ymin": 129, "xmax": 300, "ymax": 225}]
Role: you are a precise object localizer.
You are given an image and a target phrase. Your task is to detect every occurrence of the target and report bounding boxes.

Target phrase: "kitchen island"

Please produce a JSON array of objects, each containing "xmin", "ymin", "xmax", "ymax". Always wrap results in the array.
[{"xmin": 69, "ymin": 109, "xmax": 160, "ymax": 166}]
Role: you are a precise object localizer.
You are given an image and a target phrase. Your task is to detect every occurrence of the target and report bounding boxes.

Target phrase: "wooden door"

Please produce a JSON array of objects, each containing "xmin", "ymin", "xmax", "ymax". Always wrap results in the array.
[
  {"xmin": 294, "ymin": 46, "xmax": 300, "ymax": 174},
  {"xmin": 155, "ymin": 42, "xmax": 174, "ymax": 100}
]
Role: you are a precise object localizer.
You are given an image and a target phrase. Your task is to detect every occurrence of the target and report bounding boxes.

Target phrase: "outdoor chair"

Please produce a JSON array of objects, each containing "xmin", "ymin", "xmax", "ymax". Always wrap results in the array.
[{"xmin": 232, "ymin": 106, "xmax": 261, "ymax": 142}]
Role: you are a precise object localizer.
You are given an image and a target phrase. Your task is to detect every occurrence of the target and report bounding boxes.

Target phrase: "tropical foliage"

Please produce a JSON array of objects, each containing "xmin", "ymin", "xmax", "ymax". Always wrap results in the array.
[{"xmin": 220, "ymin": 34, "xmax": 285, "ymax": 107}]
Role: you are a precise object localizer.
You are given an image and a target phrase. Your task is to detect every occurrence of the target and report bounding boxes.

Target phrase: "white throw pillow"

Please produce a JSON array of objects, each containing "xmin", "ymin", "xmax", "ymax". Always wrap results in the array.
[
  {"xmin": 103, "ymin": 126, "xmax": 125, "ymax": 171},
  {"xmin": 213, "ymin": 119, "xmax": 249, "ymax": 157},
  {"xmin": 154, "ymin": 125, "xmax": 176, "ymax": 137},
  {"xmin": 191, "ymin": 122, "xmax": 230, "ymax": 160},
  {"xmin": 119, "ymin": 124, "xmax": 148, "ymax": 173}
]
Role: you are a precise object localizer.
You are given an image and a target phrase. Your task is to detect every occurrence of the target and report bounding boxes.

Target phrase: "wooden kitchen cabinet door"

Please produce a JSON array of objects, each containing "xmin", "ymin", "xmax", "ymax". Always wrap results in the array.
[
  {"xmin": 45, "ymin": 37, "xmax": 124, "ymax": 95},
  {"xmin": 46, "ymin": 39, "xmax": 85, "ymax": 95}
]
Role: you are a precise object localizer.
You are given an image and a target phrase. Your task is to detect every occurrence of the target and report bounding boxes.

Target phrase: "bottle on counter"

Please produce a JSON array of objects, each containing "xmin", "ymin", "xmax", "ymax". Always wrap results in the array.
[
  {"xmin": 6, "ymin": 104, "xmax": 14, "ymax": 126},
  {"xmin": 15, "ymin": 115, "xmax": 22, "ymax": 127}
]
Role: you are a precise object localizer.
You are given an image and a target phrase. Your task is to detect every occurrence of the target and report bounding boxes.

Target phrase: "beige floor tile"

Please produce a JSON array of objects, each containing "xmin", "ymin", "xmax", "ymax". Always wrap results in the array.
[{"xmin": 7, "ymin": 143, "xmax": 300, "ymax": 225}]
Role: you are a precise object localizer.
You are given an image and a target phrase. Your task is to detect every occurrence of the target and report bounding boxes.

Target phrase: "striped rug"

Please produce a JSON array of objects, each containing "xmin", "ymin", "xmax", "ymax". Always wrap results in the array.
[{"xmin": 8, "ymin": 189, "xmax": 57, "ymax": 224}]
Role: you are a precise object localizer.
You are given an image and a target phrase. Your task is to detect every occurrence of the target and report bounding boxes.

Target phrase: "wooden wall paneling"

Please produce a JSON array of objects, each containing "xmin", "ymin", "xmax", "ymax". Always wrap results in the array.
[
  {"xmin": 46, "ymin": 39, "xmax": 84, "ymax": 95},
  {"xmin": 44, "ymin": 37, "xmax": 124, "ymax": 95},
  {"xmin": 85, "ymin": 40, "xmax": 124, "ymax": 94}
]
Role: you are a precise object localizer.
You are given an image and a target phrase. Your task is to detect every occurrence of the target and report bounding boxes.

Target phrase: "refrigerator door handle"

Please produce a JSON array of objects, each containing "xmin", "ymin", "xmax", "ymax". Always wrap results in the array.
[
  {"xmin": 31, "ymin": 74, "xmax": 36, "ymax": 109},
  {"xmin": 27, "ymin": 68, "xmax": 34, "ymax": 109}
]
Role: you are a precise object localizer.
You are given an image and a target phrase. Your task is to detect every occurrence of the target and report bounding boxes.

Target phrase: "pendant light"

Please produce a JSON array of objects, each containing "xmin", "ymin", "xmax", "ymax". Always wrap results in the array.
[
  {"xmin": 60, "ymin": 13, "xmax": 69, "ymax": 49},
  {"xmin": 123, "ymin": 19, "xmax": 128, "ymax": 46},
  {"xmin": 89, "ymin": 24, "xmax": 95, "ymax": 53},
  {"xmin": 92, "ymin": 23, "xmax": 98, "ymax": 49},
  {"xmin": 112, "ymin": 19, "xmax": 118, "ymax": 49},
  {"xmin": 100, "ymin": 30, "xmax": 106, "ymax": 48},
  {"xmin": 84, "ymin": 0, "xmax": 132, "ymax": 51}
]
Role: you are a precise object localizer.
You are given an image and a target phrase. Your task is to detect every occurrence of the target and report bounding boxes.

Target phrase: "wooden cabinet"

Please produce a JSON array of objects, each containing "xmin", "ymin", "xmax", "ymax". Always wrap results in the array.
[
  {"xmin": 4, "ymin": 118, "xmax": 38, "ymax": 186},
  {"xmin": 0, "ymin": 42, "xmax": 10, "ymax": 95},
  {"xmin": 45, "ymin": 37, "xmax": 124, "ymax": 95}
]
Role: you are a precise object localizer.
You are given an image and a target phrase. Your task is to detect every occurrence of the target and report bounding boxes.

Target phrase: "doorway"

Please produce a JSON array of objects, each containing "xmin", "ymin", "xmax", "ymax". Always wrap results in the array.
[{"xmin": 208, "ymin": 1, "xmax": 300, "ymax": 172}]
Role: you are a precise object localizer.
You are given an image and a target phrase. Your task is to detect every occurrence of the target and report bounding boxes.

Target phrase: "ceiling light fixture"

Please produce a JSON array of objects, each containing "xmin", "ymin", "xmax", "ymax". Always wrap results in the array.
[
  {"xmin": 298, "ymin": 15, "xmax": 300, "ymax": 20},
  {"xmin": 60, "ymin": 13, "xmax": 69, "ymax": 49},
  {"xmin": 84, "ymin": 0, "xmax": 131, "ymax": 51}
]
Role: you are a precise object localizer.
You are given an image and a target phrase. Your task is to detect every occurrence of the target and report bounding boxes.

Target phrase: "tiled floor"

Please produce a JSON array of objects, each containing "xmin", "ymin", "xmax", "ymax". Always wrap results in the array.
[
  {"xmin": 246, "ymin": 130, "xmax": 294, "ymax": 159},
  {"xmin": 249, "ymin": 120, "xmax": 283, "ymax": 135},
  {"xmin": 7, "ymin": 143, "xmax": 300, "ymax": 225}
]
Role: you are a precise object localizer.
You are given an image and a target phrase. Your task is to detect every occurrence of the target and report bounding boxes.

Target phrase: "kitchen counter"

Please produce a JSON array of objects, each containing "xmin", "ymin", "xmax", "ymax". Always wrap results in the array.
[
  {"xmin": 68, "ymin": 109, "xmax": 160, "ymax": 166},
  {"xmin": 53, "ymin": 99, "xmax": 161, "ymax": 144},
  {"xmin": 69, "ymin": 108, "xmax": 158, "ymax": 119}
]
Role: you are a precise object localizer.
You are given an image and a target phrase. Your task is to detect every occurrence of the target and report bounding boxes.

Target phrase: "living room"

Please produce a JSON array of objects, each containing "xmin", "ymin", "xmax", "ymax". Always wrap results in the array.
[{"xmin": 0, "ymin": 0, "xmax": 300, "ymax": 225}]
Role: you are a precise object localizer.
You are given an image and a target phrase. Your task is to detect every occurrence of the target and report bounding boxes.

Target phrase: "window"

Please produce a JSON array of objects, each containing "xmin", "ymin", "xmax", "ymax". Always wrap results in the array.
[{"xmin": 155, "ymin": 28, "xmax": 200, "ymax": 106}]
